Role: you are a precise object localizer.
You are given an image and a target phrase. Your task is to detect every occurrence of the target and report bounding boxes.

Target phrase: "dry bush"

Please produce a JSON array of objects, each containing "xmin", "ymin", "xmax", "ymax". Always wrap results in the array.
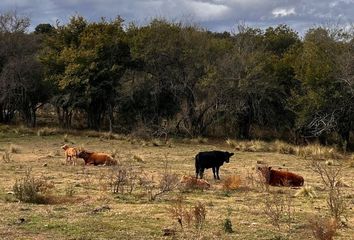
[
  {"xmin": 9, "ymin": 144, "xmax": 21, "ymax": 153},
  {"xmin": 111, "ymin": 149, "xmax": 118, "ymax": 159},
  {"xmin": 86, "ymin": 130, "xmax": 102, "ymax": 138},
  {"xmin": 130, "ymin": 124, "xmax": 153, "ymax": 140},
  {"xmin": 222, "ymin": 207, "xmax": 234, "ymax": 233},
  {"xmin": 13, "ymin": 126, "xmax": 35, "ymax": 135},
  {"xmin": 273, "ymin": 140, "xmax": 295, "ymax": 154},
  {"xmin": 168, "ymin": 196, "xmax": 207, "ymax": 231},
  {"xmin": 243, "ymin": 167, "xmax": 269, "ymax": 192},
  {"xmin": 193, "ymin": 201, "xmax": 207, "ymax": 230},
  {"xmin": 100, "ymin": 132, "xmax": 126, "ymax": 140},
  {"xmin": 133, "ymin": 154, "xmax": 145, "ymax": 163},
  {"xmin": 309, "ymin": 160, "xmax": 347, "ymax": 222},
  {"xmin": 13, "ymin": 169, "xmax": 54, "ymax": 204},
  {"xmin": 167, "ymin": 195, "xmax": 193, "ymax": 229},
  {"xmin": 190, "ymin": 137, "xmax": 208, "ymax": 144},
  {"xmin": 262, "ymin": 191, "xmax": 294, "ymax": 232},
  {"xmin": 179, "ymin": 176, "xmax": 210, "ymax": 191},
  {"xmin": 139, "ymin": 160, "xmax": 179, "ymax": 201},
  {"xmin": 63, "ymin": 134, "xmax": 69, "ymax": 142},
  {"xmin": 2, "ymin": 150, "xmax": 11, "ymax": 163},
  {"xmin": 109, "ymin": 164, "xmax": 141, "ymax": 195},
  {"xmin": 82, "ymin": 169, "xmax": 94, "ymax": 188},
  {"xmin": 308, "ymin": 215, "xmax": 337, "ymax": 240},
  {"xmin": 226, "ymin": 139, "xmax": 271, "ymax": 152},
  {"xmin": 244, "ymin": 169, "xmax": 257, "ymax": 188},
  {"xmin": 37, "ymin": 127, "xmax": 63, "ymax": 136},
  {"xmin": 222, "ymin": 175, "xmax": 241, "ymax": 191}
]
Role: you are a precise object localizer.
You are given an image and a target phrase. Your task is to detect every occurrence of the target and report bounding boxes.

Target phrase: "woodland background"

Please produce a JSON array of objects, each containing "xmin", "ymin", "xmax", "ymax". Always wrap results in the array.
[{"xmin": 0, "ymin": 11, "xmax": 353, "ymax": 148}]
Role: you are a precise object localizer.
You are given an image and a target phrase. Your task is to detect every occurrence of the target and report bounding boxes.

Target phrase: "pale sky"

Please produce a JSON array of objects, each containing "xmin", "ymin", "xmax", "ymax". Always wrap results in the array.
[{"xmin": 1, "ymin": 0, "xmax": 353, "ymax": 34}]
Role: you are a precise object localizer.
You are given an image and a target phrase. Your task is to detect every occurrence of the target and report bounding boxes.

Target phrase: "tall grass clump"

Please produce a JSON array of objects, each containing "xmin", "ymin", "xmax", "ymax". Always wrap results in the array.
[
  {"xmin": 2, "ymin": 150, "xmax": 11, "ymax": 163},
  {"xmin": 308, "ymin": 216, "xmax": 337, "ymax": 240},
  {"xmin": 37, "ymin": 127, "xmax": 63, "ymax": 136},
  {"xmin": 13, "ymin": 169, "xmax": 53, "ymax": 204},
  {"xmin": 226, "ymin": 139, "xmax": 343, "ymax": 160}
]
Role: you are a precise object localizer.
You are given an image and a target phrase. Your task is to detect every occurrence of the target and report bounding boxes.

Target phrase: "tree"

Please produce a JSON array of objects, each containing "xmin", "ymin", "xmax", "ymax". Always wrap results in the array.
[
  {"xmin": 34, "ymin": 23, "xmax": 54, "ymax": 34},
  {"xmin": 40, "ymin": 16, "xmax": 131, "ymax": 130},
  {"xmin": 292, "ymin": 27, "xmax": 354, "ymax": 145},
  {"xmin": 0, "ymin": 11, "xmax": 49, "ymax": 127},
  {"xmin": 215, "ymin": 25, "xmax": 300, "ymax": 139}
]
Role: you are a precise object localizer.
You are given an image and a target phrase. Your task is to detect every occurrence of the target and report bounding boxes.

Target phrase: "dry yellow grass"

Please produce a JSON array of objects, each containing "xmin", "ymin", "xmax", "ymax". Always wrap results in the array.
[
  {"xmin": 226, "ymin": 139, "xmax": 343, "ymax": 160},
  {"xmin": 0, "ymin": 130, "xmax": 352, "ymax": 239}
]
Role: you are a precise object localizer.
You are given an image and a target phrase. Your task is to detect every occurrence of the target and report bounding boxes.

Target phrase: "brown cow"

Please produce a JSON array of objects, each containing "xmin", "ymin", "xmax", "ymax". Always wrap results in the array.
[
  {"xmin": 61, "ymin": 144, "xmax": 78, "ymax": 165},
  {"xmin": 77, "ymin": 150, "xmax": 117, "ymax": 166},
  {"xmin": 257, "ymin": 165, "xmax": 304, "ymax": 187}
]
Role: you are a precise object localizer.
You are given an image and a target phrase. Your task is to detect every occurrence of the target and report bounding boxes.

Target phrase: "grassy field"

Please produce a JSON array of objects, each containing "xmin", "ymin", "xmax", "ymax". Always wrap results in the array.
[{"xmin": 0, "ymin": 127, "xmax": 353, "ymax": 240}]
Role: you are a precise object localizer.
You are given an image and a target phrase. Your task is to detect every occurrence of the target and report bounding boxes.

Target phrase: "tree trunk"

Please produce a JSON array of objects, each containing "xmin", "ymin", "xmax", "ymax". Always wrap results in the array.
[
  {"xmin": 30, "ymin": 107, "xmax": 36, "ymax": 128},
  {"xmin": 238, "ymin": 113, "xmax": 251, "ymax": 139}
]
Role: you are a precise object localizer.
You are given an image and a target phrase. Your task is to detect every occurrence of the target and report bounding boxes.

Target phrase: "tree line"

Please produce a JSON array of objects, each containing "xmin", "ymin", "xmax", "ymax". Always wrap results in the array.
[{"xmin": 0, "ymin": 12, "xmax": 353, "ymax": 146}]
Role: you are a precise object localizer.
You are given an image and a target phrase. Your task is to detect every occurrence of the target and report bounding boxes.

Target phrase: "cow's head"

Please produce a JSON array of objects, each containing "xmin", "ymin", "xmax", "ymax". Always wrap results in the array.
[
  {"xmin": 256, "ymin": 165, "xmax": 271, "ymax": 172},
  {"xmin": 61, "ymin": 144, "xmax": 69, "ymax": 150},
  {"xmin": 224, "ymin": 151, "xmax": 234, "ymax": 163},
  {"xmin": 256, "ymin": 165, "xmax": 271, "ymax": 182},
  {"xmin": 77, "ymin": 150, "xmax": 90, "ymax": 160}
]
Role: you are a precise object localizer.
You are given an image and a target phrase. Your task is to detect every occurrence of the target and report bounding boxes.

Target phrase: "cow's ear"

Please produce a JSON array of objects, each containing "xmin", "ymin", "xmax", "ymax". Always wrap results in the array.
[{"xmin": 268, "ymin": 166, "xmax": 272, "ymax": 170}]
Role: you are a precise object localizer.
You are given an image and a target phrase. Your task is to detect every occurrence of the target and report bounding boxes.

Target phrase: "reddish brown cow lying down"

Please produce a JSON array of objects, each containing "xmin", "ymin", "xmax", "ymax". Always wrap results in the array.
[
  {"xmin": 61, "ymin": 144, "xmax": 78, "ymax": 165},
  {"xmin": 257, "ymin": 165, "xmax": 304, "ymax": 187},
  {"xmin": 77, "ymin": 150, "xmax": 117, "ymax": 166}
]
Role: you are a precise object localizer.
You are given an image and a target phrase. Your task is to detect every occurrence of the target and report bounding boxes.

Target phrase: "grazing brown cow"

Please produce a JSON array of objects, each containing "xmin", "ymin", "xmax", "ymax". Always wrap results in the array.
[
  {"xmin": 257, "ymin": 165, "xmax": 304, "ymax": 187},
  {"xmin": 77, "ymin": 150, "xmax": 117, "ymax": 166},
  {"xmin": 61, "ymin": 144, "xmax": 78, "ymax": 165}
]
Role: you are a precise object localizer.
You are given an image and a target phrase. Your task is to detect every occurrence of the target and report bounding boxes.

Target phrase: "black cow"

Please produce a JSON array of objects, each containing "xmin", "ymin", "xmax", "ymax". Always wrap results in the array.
[{"xmin": 195, "ymin": 151, "xmax": 234, "ymax": 180}]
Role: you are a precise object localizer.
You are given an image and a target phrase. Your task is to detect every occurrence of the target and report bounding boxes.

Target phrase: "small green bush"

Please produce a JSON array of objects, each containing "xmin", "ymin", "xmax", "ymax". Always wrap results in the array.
[{"xmin": 13, "ymin": 169, "xmax": 52, "ymax": 204}]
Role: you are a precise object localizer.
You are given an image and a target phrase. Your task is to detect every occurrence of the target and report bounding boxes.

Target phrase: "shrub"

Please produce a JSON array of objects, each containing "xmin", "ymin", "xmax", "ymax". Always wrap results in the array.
[
  {"xmin": 109, "ymin": 164, "xmax": 140, "ymax": 195},
  {"xmin": 168, "ymin": 196, "xmax": 207, "ymax": 231},
  {"xmin": 139, "ymin": 160, "xmax": 178, "ymax": 201},
  {"xmin": 179, "ymin": 175, "xmax": 210, "ymax": 191},
  {"xmin": 308, "ymin": 216, "xmax": 337, "ymax": 240},
  {"xmin": 65, "ymin": 184, "xmax": 76, "ymax": 197},
  {"xmin": 223, "ymin": 207, "xmax": 234, "ymax": 233},
  {"xmin": 309, "ymin": 160, "xmax": 348, "ymax": 222},
  {"xmin": 37, "ymin": 127, "xmax": 63, "ymax": 136},
  {"xmin": 9, "ymin": 144, "xmax": 21, "ymax": 154},
  {"xmin": 262, "ymin": 190, "xmax": 294, "ymax": 232},
  {"xmin": 13, "ymin": 169, "xmax": 53, "ymax": 204},
  {"xmin": 193, "ymin": 201, "xmax": 207, "ymax": 230},
  {"xmin": 222, "ymin": 175, "xmax": 241, "ymax": 191},
  {"xmin": 2, "ymin": 150, "xmax": 11, "ymax": 163}
]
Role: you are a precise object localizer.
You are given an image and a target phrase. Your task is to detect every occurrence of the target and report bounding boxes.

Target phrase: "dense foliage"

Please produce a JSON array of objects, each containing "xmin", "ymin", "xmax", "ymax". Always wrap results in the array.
[{"xmin": 0, "ymin": 12, "xmax": 353, "ymax": 146}]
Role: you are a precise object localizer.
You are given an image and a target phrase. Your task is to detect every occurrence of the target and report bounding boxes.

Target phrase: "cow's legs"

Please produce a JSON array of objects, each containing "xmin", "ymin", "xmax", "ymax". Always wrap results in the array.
[
  {"xmin": 199, "ymin": 169, "xmax": 205, "ymax": 179},
  {"xmin": 212, "ymin": 167, "xmax": 217, "ymax": 179},
  {"xmin": 216, "ymin": 166, "xmax": 220, "ymax": 180},
  {"xmin": 196, "ymin": 168, "xmax": 199, "ymax": 179}
]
